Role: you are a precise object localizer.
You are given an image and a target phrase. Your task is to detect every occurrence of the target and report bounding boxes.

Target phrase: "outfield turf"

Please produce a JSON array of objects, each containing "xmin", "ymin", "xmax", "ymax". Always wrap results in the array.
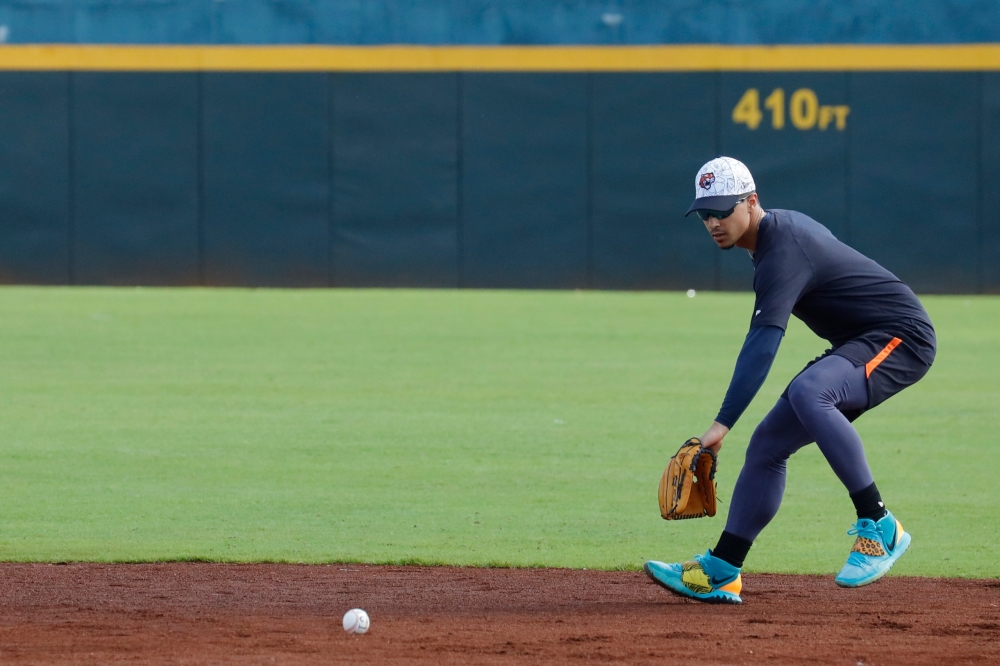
[{"xmin": 0, "ymin": 287, "xmax": 996, "ymax": 577}]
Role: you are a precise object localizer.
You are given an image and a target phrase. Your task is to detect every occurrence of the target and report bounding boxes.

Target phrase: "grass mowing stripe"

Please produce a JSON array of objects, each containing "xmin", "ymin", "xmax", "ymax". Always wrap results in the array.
[{"xmin": 0, "ymin": 287, "xmax": 995, "ymax": 576}]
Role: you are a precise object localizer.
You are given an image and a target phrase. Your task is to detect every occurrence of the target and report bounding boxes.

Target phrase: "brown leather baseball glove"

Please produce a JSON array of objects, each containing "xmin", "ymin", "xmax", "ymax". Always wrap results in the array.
[{"xmin": 658, "ymin": 437, "xmax": 718, "ymax": 520}]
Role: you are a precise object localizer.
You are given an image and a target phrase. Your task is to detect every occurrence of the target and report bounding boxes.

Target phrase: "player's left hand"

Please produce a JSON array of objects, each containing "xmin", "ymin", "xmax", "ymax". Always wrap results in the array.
[{"xmin": 700, "ymin": 421, "xmax": 730, "ymax": 454}]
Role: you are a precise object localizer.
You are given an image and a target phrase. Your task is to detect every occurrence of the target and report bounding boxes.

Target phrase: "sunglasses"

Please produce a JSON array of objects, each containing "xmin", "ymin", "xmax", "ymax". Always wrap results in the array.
[{"xmin": 694, "ymin": 195, "xmax": 751, "ymax": 222}]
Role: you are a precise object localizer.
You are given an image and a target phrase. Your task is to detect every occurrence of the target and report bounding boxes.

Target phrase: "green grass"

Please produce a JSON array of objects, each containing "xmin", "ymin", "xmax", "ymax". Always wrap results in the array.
[{"xmin": 0, "ymin": 287, "xmax": 996, "ymax": 577}]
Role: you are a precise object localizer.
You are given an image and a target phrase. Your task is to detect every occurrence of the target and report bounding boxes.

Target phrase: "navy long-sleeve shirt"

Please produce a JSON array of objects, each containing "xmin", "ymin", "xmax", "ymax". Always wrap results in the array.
[
  {"xmin": 715, "ymin": 325, "xmax": 783, "ymax": 428},
  {"xmin": 714, "ymin": 209, "xmax": 936, "ymax": 428}
]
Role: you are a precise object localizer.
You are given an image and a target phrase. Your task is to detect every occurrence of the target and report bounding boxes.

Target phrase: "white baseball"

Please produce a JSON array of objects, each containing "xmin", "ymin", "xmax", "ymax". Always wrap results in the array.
[
  {"xmin": 687, "ymin": 289, "xmax": 697, "ymax": 298},
  {"xmin": 343, "ymin": 608, "xmax": 370, "ymax": 634}
]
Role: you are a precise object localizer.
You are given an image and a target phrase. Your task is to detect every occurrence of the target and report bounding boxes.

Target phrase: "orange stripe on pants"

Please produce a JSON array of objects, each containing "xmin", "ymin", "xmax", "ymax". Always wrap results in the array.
[{"xmin": 865, "ymin": 337, "xmax": 902, "ymax": 378}]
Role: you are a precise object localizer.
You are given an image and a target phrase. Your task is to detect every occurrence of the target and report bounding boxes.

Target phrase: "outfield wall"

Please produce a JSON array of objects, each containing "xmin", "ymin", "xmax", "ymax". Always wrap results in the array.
[{"xmin": 1, "ymin": 49, "xmax": 999, "ymax": 292}]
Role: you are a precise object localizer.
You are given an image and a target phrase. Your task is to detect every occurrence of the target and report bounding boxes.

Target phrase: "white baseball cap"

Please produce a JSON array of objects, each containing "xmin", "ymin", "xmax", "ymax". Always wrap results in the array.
[{"xmin": 685, "ymin": 156, "xmax": 756, "ymax": 216}]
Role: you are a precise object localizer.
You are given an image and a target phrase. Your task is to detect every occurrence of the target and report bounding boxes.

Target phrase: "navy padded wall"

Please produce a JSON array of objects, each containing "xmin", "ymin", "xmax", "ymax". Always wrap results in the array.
[
  {"xmin": 201, "ymin": 73, "xmax": 329, "ymax": 287},
  {"xmin": 331, "ymin": 74, "xmax": 459, "ymax": 287},
  {"xmin": 0, "ymin": 72, "xmax": 70, "ymax": 284},
  {"xmin": 0, "ymin": 67, "xmax": 992, "ymax": 293},
  {"xmin": 718, "ymin": 73, "xmax": 850, "ymax": 291},
  {"xmin": 461, "ymin": 74, "xmax": 588, "ymax": 288},
  {"xmin": 849, "ymin": 73, "xmax": 979, "ymax": 294},
  {"xmin": 982, "ymin": 73, "xmax": 1000, "ymax": 293},
  {"xmin": 590, "ymin": 74, "xmax": 717, "ymax": 290},
  {"xmin": 72, "ymin": 73, "xmax": 199, "ymax": 286}
]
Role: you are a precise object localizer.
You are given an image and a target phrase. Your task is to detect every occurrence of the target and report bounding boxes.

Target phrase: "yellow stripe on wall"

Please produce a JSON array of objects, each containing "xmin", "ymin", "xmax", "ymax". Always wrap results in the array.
[{"xmin": 1, "ymin": 44, "xmax": 1000, "ymax": 71}]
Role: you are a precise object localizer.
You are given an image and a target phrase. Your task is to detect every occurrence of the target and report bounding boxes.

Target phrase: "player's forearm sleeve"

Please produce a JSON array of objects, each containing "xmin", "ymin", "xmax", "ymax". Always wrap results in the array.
[{"xmin": 715, "ymin": 325, "xmax": 784, "ymax": 429}]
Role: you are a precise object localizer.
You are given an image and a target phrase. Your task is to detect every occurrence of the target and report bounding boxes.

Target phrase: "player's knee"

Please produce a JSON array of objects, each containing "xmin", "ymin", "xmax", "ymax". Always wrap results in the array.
[
  {"xmin": 745, "ymin": 423, "xmax": 789, "ymax": 469},
  {"xmin": 744, "ymin": 442, "xmax": 789, "ymax": 474},
  {"xmin": 789, "ymin": 373, "xmax": 843, "ymax": 417},
  {"xmin": 787, "ymin": 373, "xmax": 823, "ymax": 414}
]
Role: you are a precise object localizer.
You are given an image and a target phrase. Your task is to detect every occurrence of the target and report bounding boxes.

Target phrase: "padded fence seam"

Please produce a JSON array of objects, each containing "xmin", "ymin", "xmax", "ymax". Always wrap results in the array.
[
  {"xmin": 585, "ymin": 72, "xmax": 594, "ymax": 289},
  {"xmin": 327, "ymin": 73, "xmax": 335, "ymax": 288},
  {"xmin": 196, "ymin": 72, "xmax": 205, "ymax": 286},
  {"xmin": 456, "ymin": 72, "xmax": 465, "ymax": 289},
  {"xmin": 66, "ymin": 71, "xmax": 75, "ymax": 286},
  {"xmin": 977, "ymin": 71, "xmax": 985, "ymax": 294}
]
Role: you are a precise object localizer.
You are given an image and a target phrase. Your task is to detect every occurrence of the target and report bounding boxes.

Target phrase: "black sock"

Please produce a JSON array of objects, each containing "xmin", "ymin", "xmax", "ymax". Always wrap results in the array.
[
  {"xmin": 711, "ymin": 531, "xmax": 753, "ymax": 569},
  {"xmin": 850, "ymin": 482, "xmax": 887, "ymax": 521}
]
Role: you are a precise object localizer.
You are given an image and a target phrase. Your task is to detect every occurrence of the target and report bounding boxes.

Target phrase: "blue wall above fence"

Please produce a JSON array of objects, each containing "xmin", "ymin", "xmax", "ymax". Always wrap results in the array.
[{"xmin": 0, "ymin": 1, "xmax": 998, "ymax": 46}]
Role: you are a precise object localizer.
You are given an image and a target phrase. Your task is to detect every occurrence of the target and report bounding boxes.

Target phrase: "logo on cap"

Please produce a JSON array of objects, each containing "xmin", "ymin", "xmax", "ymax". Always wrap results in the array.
[{"xmin": 699, "ymin": 172, "xmax": 715, "ymax": 190}]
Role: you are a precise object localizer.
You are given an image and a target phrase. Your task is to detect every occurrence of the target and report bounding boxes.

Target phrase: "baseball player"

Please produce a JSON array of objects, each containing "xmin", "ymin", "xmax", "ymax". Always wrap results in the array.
[{"xmin": 644, "ymin": 157, "xmax": 936, "ymax": 604}]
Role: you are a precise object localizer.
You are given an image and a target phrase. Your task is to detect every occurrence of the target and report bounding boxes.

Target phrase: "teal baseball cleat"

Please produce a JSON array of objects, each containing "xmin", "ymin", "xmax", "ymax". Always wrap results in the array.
[
  {"xmin": 644, "ymin": 551, "xmax": 743, "ymax": 604},
  {"xmin": 835, "ymin": 511, "xmax": 911, "ymax": 588}
]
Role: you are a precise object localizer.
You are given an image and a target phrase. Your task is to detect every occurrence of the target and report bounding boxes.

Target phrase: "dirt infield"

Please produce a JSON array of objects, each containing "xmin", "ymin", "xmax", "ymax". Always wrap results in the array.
[{"xmin": 0, "ymin": 564, "xmax": 996, "ymax": 664}]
